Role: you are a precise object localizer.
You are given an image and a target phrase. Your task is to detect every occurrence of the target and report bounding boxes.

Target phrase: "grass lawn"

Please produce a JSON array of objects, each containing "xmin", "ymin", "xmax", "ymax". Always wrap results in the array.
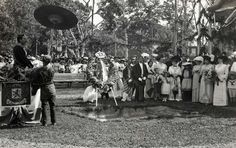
[{"xmin": 0, "ymin": 88, "xmax": 236, "ymax": 147}]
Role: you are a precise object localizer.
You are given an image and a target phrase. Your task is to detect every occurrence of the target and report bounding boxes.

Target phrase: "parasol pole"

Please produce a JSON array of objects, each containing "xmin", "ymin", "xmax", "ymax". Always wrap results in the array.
[
  {"xmin": 35, "ymin": 38, "xmax": 38, "ymax": 56},
  {"xmin": 49, "ymin": 29, "xmax": 53, "ymax": 55},
  {"xmin": 92, "ymin": 0, "xmax": 95, "ymax": 35}
]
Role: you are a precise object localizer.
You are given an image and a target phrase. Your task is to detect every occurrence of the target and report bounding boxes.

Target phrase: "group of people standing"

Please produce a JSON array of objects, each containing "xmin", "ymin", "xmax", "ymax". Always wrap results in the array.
[{"xmin": 85, "ymin": 50, "xmax": 236, "ymax": 107}]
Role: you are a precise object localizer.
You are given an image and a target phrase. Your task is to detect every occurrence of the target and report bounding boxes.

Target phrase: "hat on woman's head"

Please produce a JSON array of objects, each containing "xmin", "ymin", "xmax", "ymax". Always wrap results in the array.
[
  {"xmin": 193, "ymin": 56, "xmax": 204, "ymax": 62},
  {"xmin": 232, "ymin": 51, "xmax": 236, "ymax": 56},
  {"xmin": 182, "ymin": 62, "xmax": 192, "ymax": 66},
  {"xmin": 151, "ymin": 53, "xmax": 158, "ymax": 57},
  {"xmin": 141, "ymin": 53, "xmax": 150, "ymax": 57},
  {"xmin": 95, "ymin": 51, "xmax": 106, "ymax": 59}
]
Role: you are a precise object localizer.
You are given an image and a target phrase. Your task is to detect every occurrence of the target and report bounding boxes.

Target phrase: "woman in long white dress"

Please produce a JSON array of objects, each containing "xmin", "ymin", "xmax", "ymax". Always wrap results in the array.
[
  {"xmin": 168, "ymin": 57, "xmax": 182, "ymax": 101},
  {"xmin": 228, "ymin": 54, "xmax": 236, "ymax": 103},
  {"xmin": 199, "ymin": 56, "xmax": 214, "ymax": 104},
  {"xmin": 192, "ymin": 56, "xmax": 203, "ymax": 102},
  {"xmin": 213, "ymin": 56, "xmax": 229, "ymax": 106}
]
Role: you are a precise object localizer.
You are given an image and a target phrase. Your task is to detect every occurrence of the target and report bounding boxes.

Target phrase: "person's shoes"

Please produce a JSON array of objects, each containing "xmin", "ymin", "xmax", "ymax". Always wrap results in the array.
[
  {"xmin": 121, "ymin": 98, "xmax": 126, "ymax": 102},
  {"xmin": 51, "ymin": 123, "xmax": 57, "ymax": 126},
  {"xmin": 42, "ymin": 123, "xmax": 48, "ymax": 127},
  {"xmin": 127, "ymin": 98, "xmax": 131, "ymax": 102}
]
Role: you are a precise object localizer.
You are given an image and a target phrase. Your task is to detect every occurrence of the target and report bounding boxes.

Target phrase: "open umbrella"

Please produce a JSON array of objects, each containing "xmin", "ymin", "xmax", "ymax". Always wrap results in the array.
[{"xmin": 34, "ymin": 5, "xmax": 78, "ymax": 30}]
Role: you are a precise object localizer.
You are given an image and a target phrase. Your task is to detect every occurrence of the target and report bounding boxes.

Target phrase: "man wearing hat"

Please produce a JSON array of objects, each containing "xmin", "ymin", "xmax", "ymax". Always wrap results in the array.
[{"xmin": 32, "ymin": 55, "xmax": 56, "ymax": 126}]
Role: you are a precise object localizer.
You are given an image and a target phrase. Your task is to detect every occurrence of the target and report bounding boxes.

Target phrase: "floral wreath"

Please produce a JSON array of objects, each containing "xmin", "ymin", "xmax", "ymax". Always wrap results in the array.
[{"xmin": 95, "ymin": 51, "xmax": 106, "ymax": 59}]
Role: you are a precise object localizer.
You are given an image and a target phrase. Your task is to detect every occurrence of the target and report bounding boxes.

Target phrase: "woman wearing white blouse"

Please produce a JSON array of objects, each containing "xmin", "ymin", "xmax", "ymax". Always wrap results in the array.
[
  {"xmin": 213, "ymin": 56, "xmax": 229, "ymax": 106},
  {"xmin": 192, "ymin": 56, "xmax": 203, "ymax": 102},
  {"xmin": 199, "ymin": 56, "xmax": 214, "ymax": 104},
  {"xmin": 228, "ymin": 54, "xmax": 236, "ymax": 103},
  {"xmin": 168, "ymin": 57, "xmax": 182, "ymax": 101}
]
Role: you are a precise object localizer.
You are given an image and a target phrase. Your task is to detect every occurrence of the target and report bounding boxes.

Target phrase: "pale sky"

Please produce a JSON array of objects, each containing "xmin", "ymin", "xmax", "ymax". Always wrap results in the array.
[{"xmin": 78, "ymin": 0, "xmax": 103, "ymax": 25}]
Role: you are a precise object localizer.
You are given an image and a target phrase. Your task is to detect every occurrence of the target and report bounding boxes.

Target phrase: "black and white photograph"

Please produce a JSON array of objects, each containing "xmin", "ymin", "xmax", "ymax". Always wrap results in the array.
[{"xmin": 0, "ymin": 0, "xmax": 236, "ymax": 147}]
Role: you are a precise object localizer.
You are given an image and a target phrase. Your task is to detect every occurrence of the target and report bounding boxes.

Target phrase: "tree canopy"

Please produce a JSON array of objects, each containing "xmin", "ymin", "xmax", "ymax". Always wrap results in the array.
[{"xmin": 0, "ymin": 0, "xmax": 198, "ymax": 58}]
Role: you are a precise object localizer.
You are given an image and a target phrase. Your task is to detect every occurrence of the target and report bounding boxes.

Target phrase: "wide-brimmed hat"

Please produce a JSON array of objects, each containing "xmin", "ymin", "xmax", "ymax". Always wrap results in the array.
[
  {"xmin": 95, "ymin": 51, "xmax": 106, "ymax": 59},
  {"xmin": 141, "ymin": 53, "xmax": 150, "ymax": 57},
  {"xmin": 28, "ymin": 56, "xmax": 36, "ymax": 61},
  {"xmin": 83, "ymin": 57, "xmax": 89, "ymax": 60},
  {"xmin": 151, "ymin": 53, "xmax": 158, "ymax": 57},
  {"xmin": 193, "ymin": 56, "xmax": 204, "ymax": 62},
  {"xmin": 182, "ymin": 62, "xmax": 192, "ymax": 66},
  {"xmin": 232, "ymin": 51, "xmax": 236, "ymax": 56}
]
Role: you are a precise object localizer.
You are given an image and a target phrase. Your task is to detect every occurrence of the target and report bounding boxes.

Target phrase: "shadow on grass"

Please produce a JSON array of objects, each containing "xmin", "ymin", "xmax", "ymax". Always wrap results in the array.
[
  {"xmin": 56, "ymin": 94, "xmax": 236, "ymax": 120},
  {"xmin": 0, "ymin": 124, "xmax": 35, "ymax": 129}
]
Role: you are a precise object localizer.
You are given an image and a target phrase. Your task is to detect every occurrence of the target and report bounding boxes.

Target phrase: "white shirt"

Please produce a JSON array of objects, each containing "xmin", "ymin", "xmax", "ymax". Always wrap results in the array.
[
  {"xmin": 168, "ymin": 65, "xmax": 182, "ymax": 76},
  {"xmin": 231, "ymin": 62, "xmax": 236, "ymax": 72},
  {"xmin": 139, "ymin": 63, "xmax": 144, "ymax": 77}
]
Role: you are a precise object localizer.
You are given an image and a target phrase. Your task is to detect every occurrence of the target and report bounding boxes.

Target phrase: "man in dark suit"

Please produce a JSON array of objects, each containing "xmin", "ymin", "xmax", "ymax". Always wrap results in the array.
[
  {"xmin": 13, "ymin": 34, "xmax": 33, "ymax": 68},
  {"xmin": 131, "ymin": 56, "xmax": 148, "ymax": 102}
]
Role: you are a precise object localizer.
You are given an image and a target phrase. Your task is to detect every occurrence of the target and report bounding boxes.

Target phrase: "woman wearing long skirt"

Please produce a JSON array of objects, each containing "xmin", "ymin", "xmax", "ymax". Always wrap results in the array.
[
  {"xmin": 168, "ymin": 56, "xmax": 182, "ymax": 101},
  {"xmin": 108, "ymin": 58, "xmax": 124, "ymax": 98},
  {"xmin": 213, "ymin": 56, "xmax": 229, "ymax": 106},
  {"xmin": 156, "ymin": 56, "xmax": 168, "ymax": 101},
  {"xmin": 181, "ymin": 62, "xmax": 193, "ymax": 102},
  {"xmin": 144, "ymin": 60, "xmax": 155, "ymax": 99},
  {"xmin": 122, "ymin": 62, "xmax": 134, "ymax": 101},
  {"xmin": 199, "ymin": 56, "xmax": 214, "ymax": 104},
  {"xmin": 228, "ymin": 55, "xmax": 236, "ymax": 103},
  {"xmin": 192, "ymin": 56, "xmax": 203, "ymax": 102}
]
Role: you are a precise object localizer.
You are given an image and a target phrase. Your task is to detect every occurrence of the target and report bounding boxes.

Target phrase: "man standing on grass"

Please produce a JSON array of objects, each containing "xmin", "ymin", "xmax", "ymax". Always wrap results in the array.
[
  {"xmin": 33, "ymin": 55, "xmax": 56, "ymax": 126},
  {"xmin": 131, "ymin": 55, "xmax": 148, "ymax": 102}
]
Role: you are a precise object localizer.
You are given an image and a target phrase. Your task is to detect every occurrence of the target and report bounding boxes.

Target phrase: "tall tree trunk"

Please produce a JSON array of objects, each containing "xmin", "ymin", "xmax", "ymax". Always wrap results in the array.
[
  {"xmin": 173, "ymin": 0, "xmax": 178, "ymax": 55},
  {"xmin": 81, "ymin": 43, "xmax": 86, "ymax": 57},
  {"xmin": 124, "ymin": 27, "xmax": 129, "ymax": 59}
]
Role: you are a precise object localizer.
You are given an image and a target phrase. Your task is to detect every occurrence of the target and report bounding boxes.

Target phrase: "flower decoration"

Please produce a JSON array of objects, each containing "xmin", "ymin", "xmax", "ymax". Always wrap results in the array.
[{"xmin": 95, "ymin": 51, "xmax": 106, "ymax": 59}]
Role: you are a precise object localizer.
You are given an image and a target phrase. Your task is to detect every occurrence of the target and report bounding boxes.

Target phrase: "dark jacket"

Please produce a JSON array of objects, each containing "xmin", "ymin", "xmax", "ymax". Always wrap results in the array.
[
  {"xmin": 123, "ymin": 66, "xmax": 132, "ymax": 80},
  {"xmin": 131, "ymin": 63, "xmax": 148, "ymax": 85},
  {"xmin": 31, "ymin": 66, "xmax": 54, "ymax": 86},
  {"xmin": 13, "ymin": 45, "xmax": 33, "ymax": 68}
]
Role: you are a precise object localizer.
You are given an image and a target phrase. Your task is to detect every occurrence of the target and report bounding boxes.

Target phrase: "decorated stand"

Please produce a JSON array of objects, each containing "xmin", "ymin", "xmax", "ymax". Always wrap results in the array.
[{"xmin": 0, "ymin": 81, "xmax": 42, "ymax": 125}]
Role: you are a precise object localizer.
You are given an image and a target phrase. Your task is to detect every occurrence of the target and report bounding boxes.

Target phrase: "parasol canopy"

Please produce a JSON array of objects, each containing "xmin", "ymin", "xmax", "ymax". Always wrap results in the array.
[{"xmin": 34, "ymin": 5, "xmax": 78, "ymax": 30}]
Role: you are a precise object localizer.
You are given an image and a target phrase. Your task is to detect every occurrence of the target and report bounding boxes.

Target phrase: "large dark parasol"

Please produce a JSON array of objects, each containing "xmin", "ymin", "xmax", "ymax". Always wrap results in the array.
[{"xmin": 34, "ymin": 5, "xmax": 78, "ymax": 30}]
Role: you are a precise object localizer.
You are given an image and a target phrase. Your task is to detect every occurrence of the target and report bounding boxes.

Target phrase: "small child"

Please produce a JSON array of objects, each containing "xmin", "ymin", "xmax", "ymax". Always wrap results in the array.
[
  {"xmin": 153, "ymin": 68, "xmax": 162, "ymax": 100},
  {"xmin": 160, "ymin": 71, "xmax": 171, "ymax": 102}
]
